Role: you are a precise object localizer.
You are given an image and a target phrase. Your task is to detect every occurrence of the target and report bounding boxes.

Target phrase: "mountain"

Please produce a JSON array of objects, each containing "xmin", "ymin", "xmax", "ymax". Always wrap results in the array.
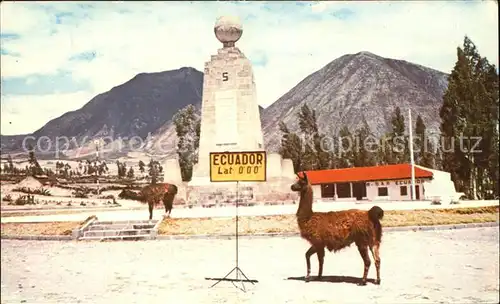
[
  {"xmin": 1, "ymin": 51, "xmax": 449, "ymax": 161},
  {"xmin": 1, "ymin": 67, "xmax": 204, "ymax": 158},
  {"xmin": 260, "ymin": 51, "xmax": 449, "ymax": 152}
]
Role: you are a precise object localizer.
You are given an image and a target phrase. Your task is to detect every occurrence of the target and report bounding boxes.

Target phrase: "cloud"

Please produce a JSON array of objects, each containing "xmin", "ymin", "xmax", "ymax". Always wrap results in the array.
[
  {"xmin": 1, "ymin": 70, "xmax": 92, "ymax": 95},
  {"xmin": 0, "ymin": 1, "xmax": 498, "ymax": 135},
  {"xmin": 1, "ymin": 91, "xmax": 94, "ymax": 135}
]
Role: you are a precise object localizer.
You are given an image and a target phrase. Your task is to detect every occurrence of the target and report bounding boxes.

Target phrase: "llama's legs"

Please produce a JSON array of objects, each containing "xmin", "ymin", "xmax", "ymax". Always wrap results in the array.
[
  {"xmin": 317, "ymin": 246, "xmax": 325, "ymax": 279},
  {"xmin": 148, "ymin": 201, "xmax": 153, "ymax": 220},
  {"xmin": 357, "ymin": 245, "xmax": 371, "ymax": 286},
  {"xmin": 163, "ymin": 203, "xmax": 170, "ymax": 216},
  {"xmin": 370, "ymin": 244, "xmax": 381, "ymax": 285},
  {"xmin": 305, "ymin": 246, "xmax": 316, "ymax": 282}
]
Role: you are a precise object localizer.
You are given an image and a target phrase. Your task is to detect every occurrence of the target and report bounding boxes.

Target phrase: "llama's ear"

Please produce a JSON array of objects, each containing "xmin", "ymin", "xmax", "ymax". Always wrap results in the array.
[{"xmin": 303, "ymin": 172, "xmax": 309, "ymax": 183}]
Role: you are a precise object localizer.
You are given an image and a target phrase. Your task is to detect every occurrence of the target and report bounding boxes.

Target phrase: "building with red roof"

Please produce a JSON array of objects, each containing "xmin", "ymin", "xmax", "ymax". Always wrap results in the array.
[{"xmin": 299, "ymin": 163, "xmax": 460, "ymax": 202}]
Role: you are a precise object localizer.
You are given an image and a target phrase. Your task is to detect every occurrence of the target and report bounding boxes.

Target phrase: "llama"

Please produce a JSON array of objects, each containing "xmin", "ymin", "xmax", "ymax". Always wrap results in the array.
[
  {"xmin": 290, "ymin": 172, "xmax": 384, "ymax": 285},
  {"xmin": 139, "ymin": 183, "xmax": 178, "ymax": 220}
]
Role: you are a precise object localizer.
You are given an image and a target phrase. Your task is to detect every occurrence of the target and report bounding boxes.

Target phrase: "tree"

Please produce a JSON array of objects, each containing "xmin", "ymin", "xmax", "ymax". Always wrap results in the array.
[
  {"xmin": 127, "ymin": 167, "xmax": 135, "ymax": 179},
  {"xmin": 173, "ymin": 105, "xmax": 200, "ymax": 182},
  {"xmin": 7, "ymin": 155, "xmax": 14, "ymax": 173},
  {"xmin": 27, "ymin": 145, "xmax": 43, "ymax": 176},
  {"xmin": 337, "ymin": 125, "xmax": 355, "ymax": 168},
  {"xmin": 138, "ymin": 160, "xmax": 145, "ymax": 174},
  {"xmin": 148, "ymin": 159, "xmax": 161, "ymax": 184},
  {"xmin": 63, "ymin": 163, "xmax": 71, "ymax": 178},
  {"xmin": 377, "ymin": 133, "xmax": 396, "ymax": 165},
  {"xmin": 278, "ymin": 121, "xmax": 304, "ymax": 173},
  {"xmin": 116, "ymin": 161, "xmax": 127, "ymax": 178},
  {"xmin": 352, "ymin": 121, "xmax": 378, "ymax": 167},
  {"xmin": 299, "ymin": 104, "xmax": 331, "ymax": 170},
  {"xmin": 414, "ymin": 115, "xmax": 435, "ymax": 168},
  {"xmin": 390, "ymin": 107, "xmax": 409, "ymax": 164},
  {"xmin": 439, "ymin": 35, "xmax": 499, "ymax": 199}
]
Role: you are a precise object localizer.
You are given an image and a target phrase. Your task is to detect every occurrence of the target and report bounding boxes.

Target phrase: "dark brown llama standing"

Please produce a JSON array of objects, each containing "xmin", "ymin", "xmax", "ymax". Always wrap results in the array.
[
  {"xmin": 139, "ymin": 183, "xmax": 178, "ymax": 220},
  {"xmin": 290, "ymin": 172, "xmax": 384, "ymax": 285}
]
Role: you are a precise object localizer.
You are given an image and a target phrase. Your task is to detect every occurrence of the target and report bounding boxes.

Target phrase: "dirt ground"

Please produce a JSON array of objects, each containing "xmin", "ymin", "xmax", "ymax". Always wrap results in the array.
[
  {"xmin": 1, "ymin": 227, "xmax": 498, "ymax": 303},
  {"xmin": 2, "ymin": 206, "xmax": 496, "ymax": 236}
]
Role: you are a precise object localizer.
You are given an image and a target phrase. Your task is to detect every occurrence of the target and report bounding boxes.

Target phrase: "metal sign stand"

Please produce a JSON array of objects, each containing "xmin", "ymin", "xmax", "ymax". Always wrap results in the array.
[{"xmin": 205, "ymin": 181, "xmax": 258, "ymax": 292}]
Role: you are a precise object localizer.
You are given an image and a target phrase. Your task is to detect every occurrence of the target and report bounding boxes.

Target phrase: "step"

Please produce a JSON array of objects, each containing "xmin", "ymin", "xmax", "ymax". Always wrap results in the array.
[
  {"xmin": 87, "ymin": 224, "xmax": 156, "ymax": 231},
  {"xmin": 83, "ymin": 229, "xmax": 153, "ymax": 238},
  {"xmin": 79, "ymin": 234, "xmax": 153, "ymax": 241},
  {"xmin": 94, "ymin": 220, "xmax": 158, "ymax": 225}
]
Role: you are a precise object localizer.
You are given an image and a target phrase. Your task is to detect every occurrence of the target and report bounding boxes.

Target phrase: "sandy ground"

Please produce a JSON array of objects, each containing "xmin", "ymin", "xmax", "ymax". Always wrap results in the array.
[
  {"xmin": 1, "ymin": 227, "xmax": 498, "ymax": 304},
  {"xmin": 2, "ymin": 200, "xmax": 498, "ymax": 223}
]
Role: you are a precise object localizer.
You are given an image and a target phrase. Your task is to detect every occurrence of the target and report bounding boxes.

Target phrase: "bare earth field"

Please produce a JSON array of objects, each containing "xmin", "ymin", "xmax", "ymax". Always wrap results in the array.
[
  {"xmin": 1, "ymin": 206, "xmax": 498, "ymax": 236},
  {"xmin": 1, "ymin": 227, "xmax": 499, "ymax": 303}
]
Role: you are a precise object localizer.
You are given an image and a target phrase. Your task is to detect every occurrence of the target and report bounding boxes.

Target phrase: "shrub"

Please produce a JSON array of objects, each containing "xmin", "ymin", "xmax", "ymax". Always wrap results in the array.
[
  {"xmin": 12, "ymin": 187, "xmax": 51, "ymax": 196},
  {"xmin": 2, "ymin": 194, "xmax": 13, "ymax": 202},
  {"xmin": 13, "ymin": 195, "xmax": 35, "ymax": 206},
  {"xmin": 99, "ymin": 185, "xmax": 125, "ymax": 192},
  {"xmin": 73, "ymin": 189, "xmax": 89, "ymax": 198}
]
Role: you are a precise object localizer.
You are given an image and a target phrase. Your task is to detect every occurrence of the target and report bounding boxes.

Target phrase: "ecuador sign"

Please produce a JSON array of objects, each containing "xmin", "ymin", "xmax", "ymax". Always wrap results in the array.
[{"xmin": 210, "ymin": 151, "xmax": 267, "ymax": 182}]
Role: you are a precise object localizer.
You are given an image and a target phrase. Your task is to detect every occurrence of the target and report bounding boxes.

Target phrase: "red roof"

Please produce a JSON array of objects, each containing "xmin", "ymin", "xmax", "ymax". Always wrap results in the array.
[{"xmin": 299, "ymin": 164, "xmax": 433, "ymax": 185}]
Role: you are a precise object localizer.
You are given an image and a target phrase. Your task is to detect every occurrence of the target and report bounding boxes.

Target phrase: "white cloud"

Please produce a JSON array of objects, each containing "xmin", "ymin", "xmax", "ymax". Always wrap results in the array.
[
  {"xmin": 1, "ymin": 91, "xmax": 94, "ymax": 135},
  {"xmin": 0, "ymin": 1, "xmax": 498, "ymax": 135}
]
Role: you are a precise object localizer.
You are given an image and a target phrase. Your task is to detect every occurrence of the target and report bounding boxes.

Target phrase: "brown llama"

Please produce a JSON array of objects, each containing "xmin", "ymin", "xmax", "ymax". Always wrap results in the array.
[
  {"xmin": 139, "ymin": 183, "xmax": 178, "ymax": 220},
  {"xmin": 290, "ymin": 172, "xmax": 384, "ymax": 285}
]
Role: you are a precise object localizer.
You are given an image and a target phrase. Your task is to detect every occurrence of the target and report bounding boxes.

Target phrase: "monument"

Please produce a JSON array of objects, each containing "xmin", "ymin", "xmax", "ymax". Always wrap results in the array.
[
  {"xmin": 187, "ymin": 16, "xmax": 296, "ymax": 204},
  {"xmin": 190, "ymin": 16, "xmax": 264, "ymax": 185}
]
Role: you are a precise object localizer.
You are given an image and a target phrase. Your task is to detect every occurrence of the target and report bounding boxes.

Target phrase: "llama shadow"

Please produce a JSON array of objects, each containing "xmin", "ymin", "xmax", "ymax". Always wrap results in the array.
[{"xmin": 287, "ymin": 275, "xmax": 377, "ymax": 285}]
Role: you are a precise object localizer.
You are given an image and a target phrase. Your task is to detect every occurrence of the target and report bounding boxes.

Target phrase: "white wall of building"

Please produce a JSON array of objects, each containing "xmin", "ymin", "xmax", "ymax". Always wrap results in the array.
[
  {"xmin": 312, "ymin": 178, "xmax": 429, "ymax": 202},
  {"xmin": 416, "ymin": 165, "xmax": 461, "ymax": 204},
  {"xmin": 365, "ymin": 179, "xmax": 426, "ymax": 201}
]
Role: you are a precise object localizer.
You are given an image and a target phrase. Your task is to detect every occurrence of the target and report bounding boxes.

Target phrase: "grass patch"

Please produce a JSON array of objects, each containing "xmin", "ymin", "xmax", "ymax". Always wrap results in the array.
[
  {"xmin": 1, "ymin": 221, "xmax": 79, "ymax": 236},
  {"xmin": 158, "ymin": 206, "xmax": 499, "ymax": 235},
  {"xmin": 1, "ymin": 215, "xmax": 96, "ymax": 236}
]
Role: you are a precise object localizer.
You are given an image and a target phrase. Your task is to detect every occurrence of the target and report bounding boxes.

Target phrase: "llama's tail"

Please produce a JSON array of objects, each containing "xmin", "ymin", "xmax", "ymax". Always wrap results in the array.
[{"xmin": 368, "ymin": 206, "xmax": 384, "ymax": 242}]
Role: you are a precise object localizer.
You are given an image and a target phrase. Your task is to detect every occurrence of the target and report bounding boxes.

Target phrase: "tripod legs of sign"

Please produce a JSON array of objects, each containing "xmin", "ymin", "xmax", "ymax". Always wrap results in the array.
[{"xmin": 205, "ymin": 181, "xmax": 258, "ymax": 292}]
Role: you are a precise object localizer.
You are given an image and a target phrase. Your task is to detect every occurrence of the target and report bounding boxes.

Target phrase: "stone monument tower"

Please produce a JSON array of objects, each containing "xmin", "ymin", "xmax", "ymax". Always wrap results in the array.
[{"xmin": 190, "ymin": 16, "xmax": 265, "ymax": 186}]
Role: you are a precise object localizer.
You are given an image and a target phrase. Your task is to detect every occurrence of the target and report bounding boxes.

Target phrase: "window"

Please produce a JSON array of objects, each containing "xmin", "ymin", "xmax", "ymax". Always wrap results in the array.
[
  {"xmin": 321, "ymin": 183, "xmax": 336, "ymax": 198},
  {"xmin": 378, "ymin": 187, "xmax": 388, "ymax": 197},
  {"xmin": 400, "ymin": 186, "xmax": 408, "ymax": 196},
  {"xmin": 337, "ymin": 183, "xmax": 351, "ymax": 198}
]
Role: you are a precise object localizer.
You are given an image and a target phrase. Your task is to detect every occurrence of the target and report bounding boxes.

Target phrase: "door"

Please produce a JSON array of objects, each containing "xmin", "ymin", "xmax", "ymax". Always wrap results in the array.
[
  {"xmin": 352, "ymin": 182, "xmax": 367, "ymax": 201},
  {"xmin": 415, "ymin": 185, "xmax": 420, "ymax": 200}
]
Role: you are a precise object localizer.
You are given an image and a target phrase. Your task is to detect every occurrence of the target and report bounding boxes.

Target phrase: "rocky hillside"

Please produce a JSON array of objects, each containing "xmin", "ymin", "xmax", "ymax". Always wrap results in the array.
[
  {"xmin": 260, "ymin": 51, "xmax": 448, "ymax": 152},
  {"xmin": 1, "ymin": 67, "xmax": 204, "ymax": 158}
]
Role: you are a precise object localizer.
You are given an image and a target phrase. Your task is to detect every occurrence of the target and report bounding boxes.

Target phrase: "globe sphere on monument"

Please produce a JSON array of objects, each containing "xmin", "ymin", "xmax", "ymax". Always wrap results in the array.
[{"xmin": 214, "ymin": 15, "xmax": 243, "ymax": 47}]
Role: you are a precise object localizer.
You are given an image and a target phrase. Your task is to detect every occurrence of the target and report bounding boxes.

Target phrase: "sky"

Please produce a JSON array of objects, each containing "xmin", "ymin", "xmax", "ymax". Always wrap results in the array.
[{"xmin": 0, "ymin": 1, "xmax": 498, "ymax": 136}]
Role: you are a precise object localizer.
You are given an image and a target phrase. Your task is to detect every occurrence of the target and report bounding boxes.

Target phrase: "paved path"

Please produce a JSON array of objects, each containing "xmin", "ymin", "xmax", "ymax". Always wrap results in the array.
[
  {"xmin": 2, "ymin": 200, "xmax": 498, "ymax": 223},
  {"xmin": 1, "ymin": 227, "xmax": 498, "ymax": 303}
]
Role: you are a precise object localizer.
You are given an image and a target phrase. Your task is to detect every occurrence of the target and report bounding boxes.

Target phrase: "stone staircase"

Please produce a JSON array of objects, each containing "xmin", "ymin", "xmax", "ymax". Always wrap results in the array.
[{"xmin": 77, "ymin": 219, "xmax": 160, "ymax": 241}]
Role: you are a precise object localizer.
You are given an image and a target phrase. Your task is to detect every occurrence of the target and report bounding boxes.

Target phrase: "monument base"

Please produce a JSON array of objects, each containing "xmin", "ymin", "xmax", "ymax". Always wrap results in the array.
[{"xmin": 186, "ymin": 177, "xmax": 298, "ymax": 206}]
